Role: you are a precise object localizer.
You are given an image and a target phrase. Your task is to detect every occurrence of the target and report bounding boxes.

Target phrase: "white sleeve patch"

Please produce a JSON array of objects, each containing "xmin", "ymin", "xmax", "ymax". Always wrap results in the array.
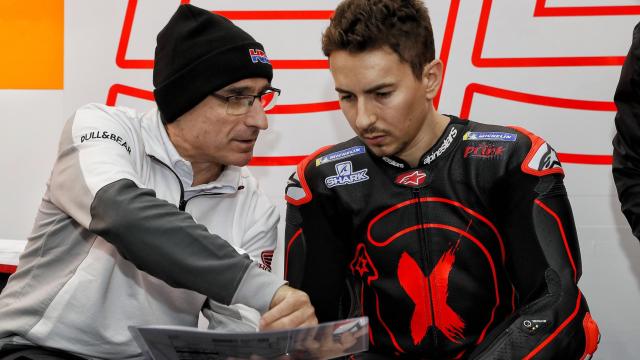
[
  {"xmin": 285, "ymin": 172, "xmax": 306, "ymax": 201},
  {"xmin": 527, "ymin": 142, "xmax": 563, "ymax": 173}
]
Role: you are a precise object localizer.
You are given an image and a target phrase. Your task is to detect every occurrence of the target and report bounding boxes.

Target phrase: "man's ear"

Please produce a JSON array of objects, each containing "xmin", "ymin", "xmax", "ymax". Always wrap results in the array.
[{"xmin": 422, "ymin": 59, "xmax": 443, "ymax": 100}]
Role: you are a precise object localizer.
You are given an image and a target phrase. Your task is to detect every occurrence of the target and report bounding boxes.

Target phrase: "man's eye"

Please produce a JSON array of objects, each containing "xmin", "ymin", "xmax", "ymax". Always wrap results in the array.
[
  {"xmin": 229, "ymin": 96, "xmax": 250, "ymax": 103},
  {"xmin": 376, "ymin": 91, "xmax": 392, "ymax": 99},
  {"xmin": 339, "ymin": 94, "xmax": 354, "ymax": 102}
]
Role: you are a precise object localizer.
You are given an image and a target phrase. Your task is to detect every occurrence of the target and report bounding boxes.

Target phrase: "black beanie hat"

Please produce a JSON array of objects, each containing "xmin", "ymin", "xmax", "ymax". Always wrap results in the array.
[{"xmin": 153, "ymin": 4, "xmax": 273, "ymax": 123}]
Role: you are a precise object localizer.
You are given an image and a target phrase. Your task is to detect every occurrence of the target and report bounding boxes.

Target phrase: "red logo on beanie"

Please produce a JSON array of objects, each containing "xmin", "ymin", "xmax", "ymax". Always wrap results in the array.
[{"xmin": 249, "ymin": 49, "xmax": 270, "ymax": 64}]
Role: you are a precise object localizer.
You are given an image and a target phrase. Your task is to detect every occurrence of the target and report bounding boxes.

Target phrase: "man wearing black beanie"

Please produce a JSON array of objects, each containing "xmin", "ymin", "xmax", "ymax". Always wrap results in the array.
[{"xmin": 0, "ymin": 4, "xmax": 316, "ymax": 360}]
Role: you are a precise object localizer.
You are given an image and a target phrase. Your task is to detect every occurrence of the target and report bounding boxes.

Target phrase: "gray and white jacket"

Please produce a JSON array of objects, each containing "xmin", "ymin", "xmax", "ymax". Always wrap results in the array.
[{"xmin": 0, "ymin": 103, "xmax": 285, "ymax": 359}]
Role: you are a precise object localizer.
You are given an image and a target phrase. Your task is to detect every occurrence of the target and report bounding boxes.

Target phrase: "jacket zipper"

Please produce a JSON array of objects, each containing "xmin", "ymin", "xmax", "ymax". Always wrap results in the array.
[
  {"xmin": 182, "ymin": 187, "xmax": 244, "ymax": 204},
  {"xmin": 149, "ymin": 155, "xmax": 187, "ymax": 211},
  {"xmin": 413, "ymin": 187, "xmax": 438, "ymax": 349},
  {"xmin": 148, "ymin": 156, "xmax": 244, "ymax": 211}
]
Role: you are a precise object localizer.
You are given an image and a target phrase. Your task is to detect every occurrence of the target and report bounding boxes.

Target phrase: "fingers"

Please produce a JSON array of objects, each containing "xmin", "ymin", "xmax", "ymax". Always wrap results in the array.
[
  {"xmin": 335, "ymin": 326, "xmax": 368, "ymax": 349},
  {"xmin": 260, "ymin": 285, "xmax": 317, "ymax": 330},
  {"xmin": 301, "ymin": 326, "xmax": 363, "ymax": 359}
]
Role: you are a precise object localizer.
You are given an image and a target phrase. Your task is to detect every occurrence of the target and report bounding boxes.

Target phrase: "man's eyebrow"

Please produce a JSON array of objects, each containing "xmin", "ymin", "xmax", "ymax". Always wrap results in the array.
[
  {"xmin": 219, "ymin": 86, "xmax": 251, "ymax": 95},
  {"xmin": 220, "ymin": 85, "xmax": 271, "ymax": 95},
  {"xmin": 335, "ymin": 83, "xmax": 394, "ymax": 94},
  {"xmin": 363, "ymin": 83, "xmax": 394, "ymax": 93}
]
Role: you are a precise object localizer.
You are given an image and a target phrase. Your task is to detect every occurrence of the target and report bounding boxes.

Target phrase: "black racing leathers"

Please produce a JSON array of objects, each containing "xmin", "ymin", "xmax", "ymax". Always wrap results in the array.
[
  {"xmin": 613, "ymin": 21, "xmax": 640, "ymax": 241},
  {"xmin": 285, "ymin": 116, "xmax": 599, "ymax": 359}
]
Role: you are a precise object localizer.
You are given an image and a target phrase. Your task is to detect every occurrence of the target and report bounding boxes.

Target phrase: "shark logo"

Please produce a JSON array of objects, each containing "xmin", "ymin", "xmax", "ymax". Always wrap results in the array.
[{"xmin": 325, "ymin": 161, "xmax": 369, "ymax": 188}]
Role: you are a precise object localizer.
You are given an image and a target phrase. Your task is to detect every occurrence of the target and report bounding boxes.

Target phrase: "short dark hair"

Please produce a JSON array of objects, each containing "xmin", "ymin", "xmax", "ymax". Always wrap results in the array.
[{"xmin": 322, "ymin": 0, "xmax": 435, "ymax": 79}]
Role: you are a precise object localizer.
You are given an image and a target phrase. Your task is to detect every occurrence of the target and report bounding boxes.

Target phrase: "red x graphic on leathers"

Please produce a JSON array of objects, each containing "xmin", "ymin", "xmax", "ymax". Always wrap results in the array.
[{"xmin": 397, "ymin": 243, "xmax": 465, "ymax": 345}]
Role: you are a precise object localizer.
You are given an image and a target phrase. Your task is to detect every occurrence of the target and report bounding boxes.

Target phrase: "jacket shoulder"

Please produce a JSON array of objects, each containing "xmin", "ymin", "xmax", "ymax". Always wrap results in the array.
[
  {"xmin": 285, "ymin": 138, "xmax": 364, "ymax": 205},
  {"xmin": 462, "ymin": 121, "xmax": 563, "ymax": 177},
  {"xmin": 508, "ymin": 125, "xmax": 564, "ymax": 177}
]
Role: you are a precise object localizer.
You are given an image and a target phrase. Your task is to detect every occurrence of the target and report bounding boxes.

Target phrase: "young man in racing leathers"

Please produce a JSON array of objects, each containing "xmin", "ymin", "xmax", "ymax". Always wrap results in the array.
[{"xmin": 284, "ymin": 0, "xmax": 600, "ymax": 358}]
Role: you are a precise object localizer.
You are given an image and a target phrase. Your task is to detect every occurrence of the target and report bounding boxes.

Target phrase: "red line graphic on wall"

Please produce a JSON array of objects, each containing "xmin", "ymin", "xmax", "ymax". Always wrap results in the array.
[
  {"xmin": 109, "ymin": 0, "xmax": 627, "ymax": 166},
  {"xmin": 460, "ymin": 83, "xmax": 614, "ymax": 165},
  {"xmin": 473, "ymin": 0, "xmax": 638, "ymax": 68},
  {"xmin": 108, "ymin": 0, "xmax": 460, "ymax": 166},
  {"xmin": 463, "ymin": 0, "xmax": 634, "ymax": 165},
  {"xmin": 534, "ymin": 0, "xmax": 640, "ymax": 17}
]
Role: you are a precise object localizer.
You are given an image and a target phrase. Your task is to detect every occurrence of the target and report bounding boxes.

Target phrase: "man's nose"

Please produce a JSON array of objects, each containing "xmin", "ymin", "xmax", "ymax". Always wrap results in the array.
[
  {"xmin": 354, "ymin": 99, "xmax": 376, "ymax": 132},
  {"xmin": 245, "ymin": 100, "xmax": 269, "ymax": 130}
]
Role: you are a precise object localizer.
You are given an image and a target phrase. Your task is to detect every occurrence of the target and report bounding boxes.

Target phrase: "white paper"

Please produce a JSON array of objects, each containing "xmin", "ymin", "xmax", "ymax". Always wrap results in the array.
[{"xmin": 130, "ymin": 317, "xmax": 368, "ymax": 360}]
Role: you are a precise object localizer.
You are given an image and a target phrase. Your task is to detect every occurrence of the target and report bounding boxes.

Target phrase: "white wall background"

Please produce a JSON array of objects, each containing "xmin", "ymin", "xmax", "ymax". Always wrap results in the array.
[{"xmin": 1, "ymin": 1, "xmax": 639, "ymax": 358}]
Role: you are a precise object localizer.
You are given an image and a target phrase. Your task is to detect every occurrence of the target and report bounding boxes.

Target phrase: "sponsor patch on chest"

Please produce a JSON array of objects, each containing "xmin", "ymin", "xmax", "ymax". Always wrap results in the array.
[
  {"xmin": 382, "ymin": 156, "xmax": 405, "ymax": 168},
  {"xmin": 394, "ymin": 170, "xmax": 428, "ymax": 188},
  {"xmin": 316, "ymin": 146, "xmax": 366, "ymax": 166},
  {"xmin": 423, "ymin": 127, "xmax": 458, "ymax": 165},
  {"xmin": 325, "ymin": 161, "xmax": 369, "ymax": 188},
  {"xmin": 463, "ymin": 131, "xmax": 517, "ymax": 142},
  {"xmin": 463, "ymin": 144, "xmax": 505, "ymax": 159}
]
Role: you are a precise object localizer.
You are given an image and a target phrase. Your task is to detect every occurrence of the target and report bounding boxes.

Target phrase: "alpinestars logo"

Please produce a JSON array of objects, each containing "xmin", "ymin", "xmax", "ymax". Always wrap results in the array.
[
  {"xmin": 423, "ymin": 127, "xmax": 457, "ymax": 165},
  {"xmin": 539, "ymin": 144, "xmax": 562, "ymax": 171},
  {"xmin": 394, "ymin": 170, "xmax": 427, "ymax": 188},
  {"xmin": 527, "ymin": 142, "xmax": 563, "ymax": 172},
  {"xmin": 325, "ymin": 161, "xmax": 369, "ymax": 188}
]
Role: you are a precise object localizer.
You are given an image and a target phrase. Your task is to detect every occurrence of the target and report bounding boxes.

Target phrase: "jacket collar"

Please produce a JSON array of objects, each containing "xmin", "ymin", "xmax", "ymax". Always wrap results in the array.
[
  {"xmin": 378, "ymin": 115, "xmax": 466, "ymax": 170},
  {"xmin": 140, "ymin": 108, "xmax": 241, "ymax": 194}
]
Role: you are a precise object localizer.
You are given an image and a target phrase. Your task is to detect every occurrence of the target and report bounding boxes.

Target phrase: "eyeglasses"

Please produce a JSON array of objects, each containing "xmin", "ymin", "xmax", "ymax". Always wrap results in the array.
[{"xmin": 210, "ymin": 87, "xmax": 281, "ymax": 115}]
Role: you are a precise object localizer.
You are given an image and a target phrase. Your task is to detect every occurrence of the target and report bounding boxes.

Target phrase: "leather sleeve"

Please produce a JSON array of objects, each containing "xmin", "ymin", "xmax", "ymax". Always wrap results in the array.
[
  {"xmin": 470, "ymin": 171, "xmax": 599, "ymax": 359},
  {"xmin": 283, "ymin": 164, "xmax": 351, "ymax": 322},
  {"xmin": 612, "ymin": 21, "xmax": 640, "ymax": 241}
]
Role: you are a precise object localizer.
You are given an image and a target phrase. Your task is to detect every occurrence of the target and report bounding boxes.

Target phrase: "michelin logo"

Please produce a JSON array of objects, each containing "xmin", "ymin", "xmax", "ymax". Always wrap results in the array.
[
  {"xmin": 325, "ymin": 161, "xmax": 369, "ymax": 188},
  {"xmin": 463, "ymin": 131, "xmax": 517, "ymax": 142},
  {"xmin": 316, "ymin": 146, "xmax": 366, "ymax": 166}
]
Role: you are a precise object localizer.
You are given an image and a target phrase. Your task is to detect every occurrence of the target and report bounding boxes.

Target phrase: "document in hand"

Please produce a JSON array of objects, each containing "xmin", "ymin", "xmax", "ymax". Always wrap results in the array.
[{"xmin": 129, "ymin": 316, "xmax": 368, "ymax": 360}]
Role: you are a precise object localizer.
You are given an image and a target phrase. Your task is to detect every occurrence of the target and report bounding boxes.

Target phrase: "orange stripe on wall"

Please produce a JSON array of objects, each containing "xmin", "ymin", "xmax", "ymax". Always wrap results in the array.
[{"xmin": 0, "ymin": 0, "xmax": 63, "ymax": 89}]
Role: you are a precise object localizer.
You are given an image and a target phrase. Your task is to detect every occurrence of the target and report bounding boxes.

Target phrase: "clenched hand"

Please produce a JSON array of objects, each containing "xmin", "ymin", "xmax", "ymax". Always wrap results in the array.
[{"xmin": 260, "ymin": 285, "xmax": 317, "ymax": 330}]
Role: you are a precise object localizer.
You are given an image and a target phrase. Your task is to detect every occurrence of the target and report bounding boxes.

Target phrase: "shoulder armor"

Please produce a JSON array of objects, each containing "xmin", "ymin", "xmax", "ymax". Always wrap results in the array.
[
  {"xmin": 509, "ymin": 126, "xmax": 564, "ymax": 177},
  {"xmin": 285, "ymin": 145, "xmax": 332, "ymax": 206}
]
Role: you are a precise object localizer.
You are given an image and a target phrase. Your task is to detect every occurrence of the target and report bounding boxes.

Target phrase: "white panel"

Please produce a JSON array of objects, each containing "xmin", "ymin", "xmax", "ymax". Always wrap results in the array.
[
  {"xmin": 467, "ymin": 93, "xmax": 615, "ymax": 155},
  {"xmin": 483, "ymin": 1, "xmax": 637, "ymax": 57},
  {"xmin": 0, "ymin": 91, "xmax": 64, "ymax": 239}
]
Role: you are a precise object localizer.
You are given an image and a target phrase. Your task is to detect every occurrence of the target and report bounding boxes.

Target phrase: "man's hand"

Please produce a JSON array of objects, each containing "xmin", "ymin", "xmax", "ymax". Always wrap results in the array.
[
  {"xmin": 259, "ymin": 285, "xmax": 317, "ymax": 330},
  {"xmin": 291, "ymin": 322, "xmax": 367, "ymax": 359}
]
